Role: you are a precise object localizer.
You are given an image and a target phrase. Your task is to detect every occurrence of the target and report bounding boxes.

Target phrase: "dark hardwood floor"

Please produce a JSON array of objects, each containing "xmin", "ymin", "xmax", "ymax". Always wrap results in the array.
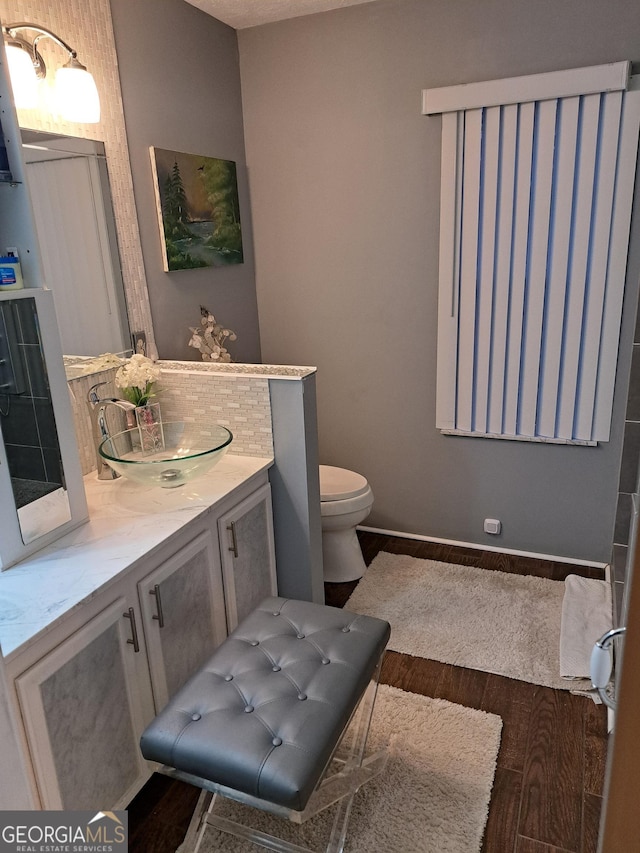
[{"xmin": 127, "ymin": 531, "xmax": 609, "ymax": 853}]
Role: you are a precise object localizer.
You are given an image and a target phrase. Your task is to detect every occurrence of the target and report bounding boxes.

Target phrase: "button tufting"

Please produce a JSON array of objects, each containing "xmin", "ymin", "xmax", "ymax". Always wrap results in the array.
[
  {"xmin": 342, "ymin": 627, "xmax": 351, "ymax": 633},
  {"xmin": 139, "ymin": 597, "xmax": 392, "ymax": 814}
]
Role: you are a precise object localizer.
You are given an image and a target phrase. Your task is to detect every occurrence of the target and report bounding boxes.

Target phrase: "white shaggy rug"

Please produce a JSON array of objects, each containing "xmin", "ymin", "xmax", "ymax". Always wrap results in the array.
[
  {"xmin": 344, "ymin": 551, "xmax": 597, "ymax": 690},
  {"xmin": 196, "ymin": 685, "xmax": 502, "ymax": 853}
]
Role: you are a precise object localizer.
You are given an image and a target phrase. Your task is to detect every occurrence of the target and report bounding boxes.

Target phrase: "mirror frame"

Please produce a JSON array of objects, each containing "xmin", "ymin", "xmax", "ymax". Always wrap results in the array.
[{"xmin": 0, "ymin": 289, "xmax": 88, "ymax": 569}]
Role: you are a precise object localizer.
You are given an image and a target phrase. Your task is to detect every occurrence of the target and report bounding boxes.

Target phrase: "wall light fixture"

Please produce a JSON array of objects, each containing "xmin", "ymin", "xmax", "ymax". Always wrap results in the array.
[{"xmin": 2, "ymin": 22, "xmax": 100, "ymax": 123}]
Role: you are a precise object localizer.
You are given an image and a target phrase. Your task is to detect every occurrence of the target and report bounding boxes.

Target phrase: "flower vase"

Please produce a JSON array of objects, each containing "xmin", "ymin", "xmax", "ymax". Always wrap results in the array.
[{"xmin": 135, "ymin": 402, "xmax": 164, "ymax": 455}]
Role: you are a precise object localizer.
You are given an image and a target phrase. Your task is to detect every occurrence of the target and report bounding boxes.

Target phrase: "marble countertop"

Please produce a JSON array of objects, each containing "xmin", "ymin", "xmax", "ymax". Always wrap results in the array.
[
  {"xmin": 0, "ymin": 454, "xmax": 272, "ymax": 660},
  {"xmin": 64, "ymin": 356, "xmax": 317, "ymax": 382},
  {"xmin": 157, "ymin": 360, "xmax": 316, "ymax": 379}
]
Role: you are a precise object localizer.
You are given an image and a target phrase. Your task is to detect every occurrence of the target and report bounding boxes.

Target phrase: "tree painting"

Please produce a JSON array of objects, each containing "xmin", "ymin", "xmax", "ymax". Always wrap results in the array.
[{"xmin": 150, "ymin": 147, "xmax": 244, "ymax": 271}]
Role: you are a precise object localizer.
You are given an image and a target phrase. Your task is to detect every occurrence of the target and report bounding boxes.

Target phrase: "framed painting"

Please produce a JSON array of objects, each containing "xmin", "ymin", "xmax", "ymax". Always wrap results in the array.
[{"xmin": 150, "ymin": 147, "xmax": 244, "ymax": 271}]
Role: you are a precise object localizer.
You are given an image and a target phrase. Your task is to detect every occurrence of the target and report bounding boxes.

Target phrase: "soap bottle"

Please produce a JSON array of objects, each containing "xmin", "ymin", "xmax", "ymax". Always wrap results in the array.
[{"xmin": 0, "ymin": 251, "xmax": 24, "ymax": 291}]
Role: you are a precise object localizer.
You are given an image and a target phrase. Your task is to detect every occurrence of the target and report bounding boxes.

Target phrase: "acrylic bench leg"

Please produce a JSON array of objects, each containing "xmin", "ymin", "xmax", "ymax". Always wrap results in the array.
[{"xmin": 173, "ymin": 653, "xmax": 387, "ymax": 853}]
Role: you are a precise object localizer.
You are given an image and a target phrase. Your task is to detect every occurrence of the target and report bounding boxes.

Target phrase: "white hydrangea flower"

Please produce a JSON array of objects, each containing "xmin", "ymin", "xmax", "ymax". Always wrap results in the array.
[{"xmin": 115, "ymin": 354, "xmax": 161, "ymax": 406}]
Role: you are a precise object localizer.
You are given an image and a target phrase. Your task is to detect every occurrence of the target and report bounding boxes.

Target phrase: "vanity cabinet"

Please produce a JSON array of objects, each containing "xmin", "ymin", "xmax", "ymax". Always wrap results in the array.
[
  {"xmin": 218, "ymin": 483, "xmax": 277, "ymax": 630},
  {"xmin": 138, "ymin": 482, "xmax": 277, "ymax": 709},
  {"xmin": 8, "ymin": 471, "xmax": 277, "ymax": 810},
  {"xmin": 15, "ymin": 596, "xmax": 155, "ymax": 810},
  {"xmin": 137, "ymin": 529, "xmax": 227, "ymax": 711}
]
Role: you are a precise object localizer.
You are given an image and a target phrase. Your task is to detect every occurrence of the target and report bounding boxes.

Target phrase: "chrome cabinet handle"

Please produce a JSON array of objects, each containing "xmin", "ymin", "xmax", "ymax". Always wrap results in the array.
[
  {"xmin": 149, "ymin": 584, "xmax": 165, "ymax": 628},
  {"xmin": 227, "ymin": 522, "xmax": 239, "ymax": 558},
  {"xmin": 123, "ymin": 607, "xmax": 140, "ymax": 652}
]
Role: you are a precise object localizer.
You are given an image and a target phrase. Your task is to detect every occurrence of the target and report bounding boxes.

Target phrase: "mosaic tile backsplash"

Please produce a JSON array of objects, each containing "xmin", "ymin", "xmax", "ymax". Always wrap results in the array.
[
  {"xmin": 158, "ymin": 369, "xmax": 273, "ymax": 459},
  {"xmin": 68, "ymin": 365, "xmax": 274, "ymax": 476}
]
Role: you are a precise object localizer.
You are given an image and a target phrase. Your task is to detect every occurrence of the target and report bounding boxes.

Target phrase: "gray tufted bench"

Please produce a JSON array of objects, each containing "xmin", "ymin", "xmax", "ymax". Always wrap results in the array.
[{"xmin": 140, "ymin": 596, "xmax": 391, "ymax": 853}]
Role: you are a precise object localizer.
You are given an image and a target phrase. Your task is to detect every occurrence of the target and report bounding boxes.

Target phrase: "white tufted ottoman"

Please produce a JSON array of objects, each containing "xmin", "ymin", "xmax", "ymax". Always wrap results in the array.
[{"xmin": 140, "ymin": 596, "xmax": 390, "ymax": 853}]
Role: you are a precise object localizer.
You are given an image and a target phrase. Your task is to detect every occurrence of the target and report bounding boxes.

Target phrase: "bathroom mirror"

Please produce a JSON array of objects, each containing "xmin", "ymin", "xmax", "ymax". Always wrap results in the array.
[
  {"xmin": 0, "ymin": 290, "xmax": 88, "ymax": 568},
  {"xmin": 20, "ymin": 130, "xmax": 131, "ymax": 365}
]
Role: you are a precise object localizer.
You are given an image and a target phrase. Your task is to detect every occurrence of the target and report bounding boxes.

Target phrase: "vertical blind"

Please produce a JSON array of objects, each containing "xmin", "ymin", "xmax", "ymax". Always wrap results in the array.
[{"xmin": 423, "ymin": 63, "xmax": 640, "ymax": 443}]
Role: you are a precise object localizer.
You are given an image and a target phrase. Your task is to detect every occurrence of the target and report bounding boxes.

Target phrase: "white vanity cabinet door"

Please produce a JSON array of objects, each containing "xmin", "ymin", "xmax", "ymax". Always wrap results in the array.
[
  {"xmin": 218, "ymin": 483, "xmax": 277, "ymax": 631},
  {"xmin": 137, "ymin": 529, "xmax": 227, "ymax": 711},
  {"xmin": 15, "ymin": 597, "xmax": 155, "ymax": 810}
]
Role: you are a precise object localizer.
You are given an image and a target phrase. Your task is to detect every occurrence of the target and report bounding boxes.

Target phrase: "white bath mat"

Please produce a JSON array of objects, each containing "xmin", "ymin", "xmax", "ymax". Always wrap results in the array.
[
  {"xmin": 196, "ymin": 685, "xmax": 502, "ymax": 853},
  {"xmin": 344, "ymin": 551, "xmax": 602, "ymax": 690}
]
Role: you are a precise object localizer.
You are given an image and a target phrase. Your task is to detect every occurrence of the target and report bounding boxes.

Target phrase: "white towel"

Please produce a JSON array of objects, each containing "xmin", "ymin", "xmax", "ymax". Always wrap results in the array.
[{"xmin": 559, "ymin": 574, "xmax": 612, "ymax": 680}]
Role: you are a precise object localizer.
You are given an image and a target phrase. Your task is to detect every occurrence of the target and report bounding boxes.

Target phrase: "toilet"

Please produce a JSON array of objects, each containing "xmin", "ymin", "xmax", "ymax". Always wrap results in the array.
[{"xmin": 319, "ymin": 465, "xmax": 374, "ymax": 583}]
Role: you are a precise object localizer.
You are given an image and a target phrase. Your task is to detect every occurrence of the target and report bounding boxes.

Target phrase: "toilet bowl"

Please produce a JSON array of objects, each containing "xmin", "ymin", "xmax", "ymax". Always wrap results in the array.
[{"xmin": 319, "ymin": 465, "xmax": 373, "ymax": 583}]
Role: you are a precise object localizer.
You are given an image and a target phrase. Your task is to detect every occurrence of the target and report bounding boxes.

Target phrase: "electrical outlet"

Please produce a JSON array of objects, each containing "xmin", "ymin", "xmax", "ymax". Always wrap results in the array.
[{"xmin": 484, "ymin": 518, "xmax": 501, "ymax": 535}]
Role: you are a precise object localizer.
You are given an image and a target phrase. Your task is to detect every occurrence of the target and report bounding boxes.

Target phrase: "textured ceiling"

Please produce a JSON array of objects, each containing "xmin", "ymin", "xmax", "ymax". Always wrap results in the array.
[{"xmin": 184, "ymin": 0, "xmax": 380, "ymax": 29}]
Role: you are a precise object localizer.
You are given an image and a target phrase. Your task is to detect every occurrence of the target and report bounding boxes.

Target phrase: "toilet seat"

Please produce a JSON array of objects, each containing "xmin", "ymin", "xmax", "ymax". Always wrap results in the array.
[{"xmin": 319, "ymin": 465, "xmax": 369, "ymax": 502}]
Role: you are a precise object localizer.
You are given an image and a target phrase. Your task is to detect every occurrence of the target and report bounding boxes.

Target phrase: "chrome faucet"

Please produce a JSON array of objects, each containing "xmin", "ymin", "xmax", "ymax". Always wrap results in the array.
[{"xmin": 87, "ymin": 382, "xmax": 137, "ymax": 480}]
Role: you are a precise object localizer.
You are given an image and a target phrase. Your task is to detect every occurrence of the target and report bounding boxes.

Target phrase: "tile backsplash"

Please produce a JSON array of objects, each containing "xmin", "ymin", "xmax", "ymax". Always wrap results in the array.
[
  {"xmin": 158, "ymin": 369, "xmax": 273, "ymax": 459},
  {"xmin": 67, "ymin": 369, "xmax": 120, "ymax": 475},
  {"xmin": 68, "ymin": 363, "xmax": 274, "ymax": 476}
]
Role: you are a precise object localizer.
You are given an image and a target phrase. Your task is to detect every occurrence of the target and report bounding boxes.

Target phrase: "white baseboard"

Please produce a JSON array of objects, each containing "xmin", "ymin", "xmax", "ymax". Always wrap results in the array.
[{"xmin": 357, "ymin": 525, "xmax": 608, "ymax": 569}]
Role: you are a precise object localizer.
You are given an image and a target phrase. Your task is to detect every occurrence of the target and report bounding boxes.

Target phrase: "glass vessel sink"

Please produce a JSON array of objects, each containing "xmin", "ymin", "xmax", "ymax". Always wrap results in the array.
[{"xmin": 99, "ymin": 422, "xmax": 233, "ymax": 488}]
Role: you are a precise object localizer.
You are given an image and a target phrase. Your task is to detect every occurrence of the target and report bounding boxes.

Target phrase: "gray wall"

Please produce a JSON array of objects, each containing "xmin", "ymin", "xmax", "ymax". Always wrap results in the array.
[
  {"xmin": 109, "ymin": 0, "xmax": 261, "ymax": 363},
  {"xmin": 238, "ymin": 0, "xmax": 640, "ymax": 563}
]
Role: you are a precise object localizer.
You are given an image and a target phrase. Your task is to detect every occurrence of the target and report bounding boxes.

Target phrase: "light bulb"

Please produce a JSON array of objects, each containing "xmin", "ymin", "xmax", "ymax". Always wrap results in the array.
[
  {"xmin": 5, "ymin": 42, "xmax": 38, "ymax": 109},
  {"xmin": 55, "ymin": 57, "xmax": 100, "ymax": 123}
]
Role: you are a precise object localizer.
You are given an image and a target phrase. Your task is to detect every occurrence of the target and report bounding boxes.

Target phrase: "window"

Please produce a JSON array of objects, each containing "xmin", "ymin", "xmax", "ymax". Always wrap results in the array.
[{"xmin": 423, "ymin": 62, "xmax": 640, "ymax": 443}]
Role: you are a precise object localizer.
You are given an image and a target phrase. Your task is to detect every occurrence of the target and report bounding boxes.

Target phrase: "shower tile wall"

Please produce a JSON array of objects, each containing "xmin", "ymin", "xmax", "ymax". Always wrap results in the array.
[
  {"xmin": 0, "ymin": 301, "xmax": 63, "ymax": 487},
  {"xmin": 614, "ymin": 325, "xmax": 640, "ymax": 626}
]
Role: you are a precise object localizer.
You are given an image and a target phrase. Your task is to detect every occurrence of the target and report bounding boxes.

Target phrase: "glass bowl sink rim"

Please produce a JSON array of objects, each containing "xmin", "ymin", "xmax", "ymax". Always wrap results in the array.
[{"xmin": 98, "ymin": 422, "xmax": 234, "ymax": 466}]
